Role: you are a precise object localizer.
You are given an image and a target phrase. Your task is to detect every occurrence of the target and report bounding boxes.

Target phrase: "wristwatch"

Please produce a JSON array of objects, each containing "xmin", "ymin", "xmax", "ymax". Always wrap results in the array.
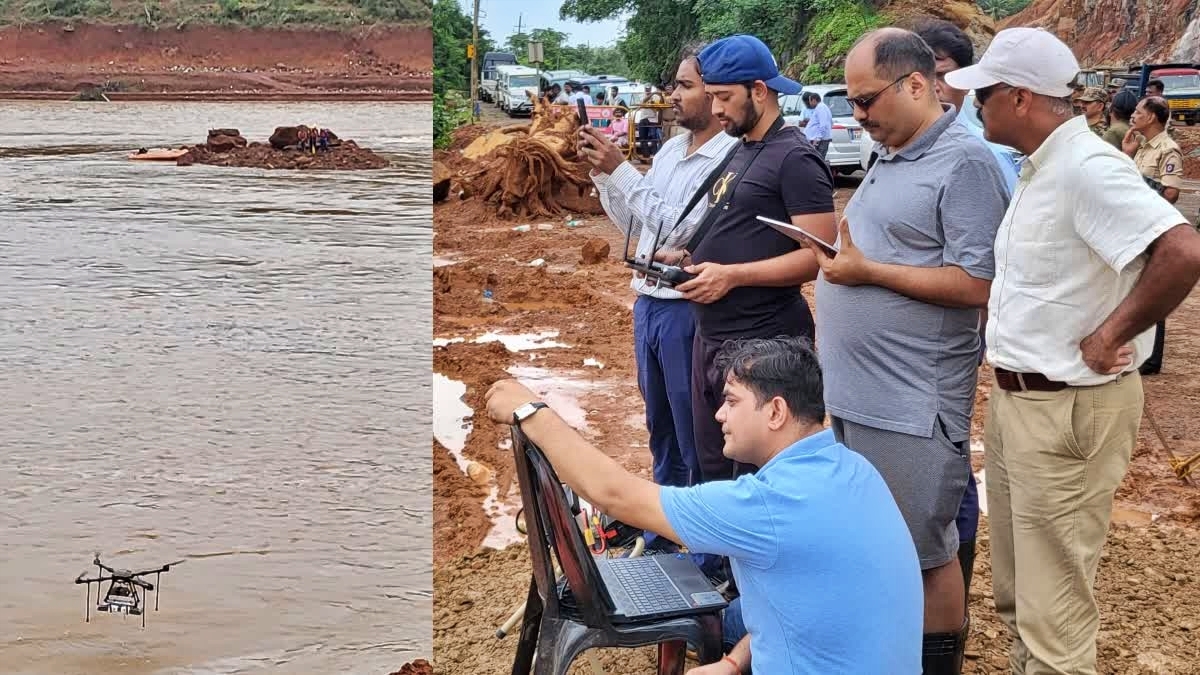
[{"xmin": 512, "ymin": 401, "xmax": 549, "ymax": 426}]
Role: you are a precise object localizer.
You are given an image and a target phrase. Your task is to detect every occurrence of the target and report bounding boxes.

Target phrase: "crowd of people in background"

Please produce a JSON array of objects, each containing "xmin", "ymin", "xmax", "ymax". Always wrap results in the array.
[{"xmin": 485, "ymin": 22, "xmax": 1200, "ymax": 675}]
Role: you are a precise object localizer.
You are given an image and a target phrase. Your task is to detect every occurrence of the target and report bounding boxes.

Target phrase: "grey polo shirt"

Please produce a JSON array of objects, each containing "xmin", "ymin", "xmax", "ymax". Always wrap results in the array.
[{"xmin": 814, "ymin": 105, "xmax": 1010, "ymax": 442}]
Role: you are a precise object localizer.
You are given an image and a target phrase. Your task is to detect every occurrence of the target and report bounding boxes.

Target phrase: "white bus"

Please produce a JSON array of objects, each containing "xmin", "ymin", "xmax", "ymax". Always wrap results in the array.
[{"xmin": 479, "ymin": 52, "xmax": 517, "ymax": 103}]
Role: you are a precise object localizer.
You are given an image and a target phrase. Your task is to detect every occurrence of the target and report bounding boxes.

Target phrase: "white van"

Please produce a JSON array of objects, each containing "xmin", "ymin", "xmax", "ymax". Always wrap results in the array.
[{"xmin": 496, "ymin": 64, "xmax": 540, "ymax": 117}]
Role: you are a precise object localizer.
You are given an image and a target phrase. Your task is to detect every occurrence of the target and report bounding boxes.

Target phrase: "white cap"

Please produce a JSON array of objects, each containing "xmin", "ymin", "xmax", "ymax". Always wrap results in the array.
[{"xmin": 944, "ymin": 27, "xmax": 1080, "ymax": 97}]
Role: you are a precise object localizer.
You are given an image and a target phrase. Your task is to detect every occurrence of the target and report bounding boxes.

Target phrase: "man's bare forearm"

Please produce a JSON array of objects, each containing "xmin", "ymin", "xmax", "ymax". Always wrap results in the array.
[
  {"xmin": 729, "ymin": 248, "xmax": 819, "ymax": 287},
  {"xmin": 515, "ymin": 408, "xmax": 675, "ymax": 540},
  {"xmin": 864, "ymin": 261, "xmax": 990, "ymax": 308},
  {"xmin": 1098, "ymin": 224, "xmax": 1200, "ymax": 345}
]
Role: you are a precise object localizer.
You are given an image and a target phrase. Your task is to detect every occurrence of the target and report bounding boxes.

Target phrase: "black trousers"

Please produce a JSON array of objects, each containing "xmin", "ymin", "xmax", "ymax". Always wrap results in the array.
[
  {"xmin": 1143, "ymin": 319, "xmax": 1165, "ymax": 372},
  {"xmin": 689, "ymin": 311, "xmax": 814, "ymax": 482}
]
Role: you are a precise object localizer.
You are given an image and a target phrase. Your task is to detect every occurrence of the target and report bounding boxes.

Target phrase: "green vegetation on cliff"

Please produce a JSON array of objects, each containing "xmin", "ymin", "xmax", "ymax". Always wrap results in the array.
[
  {"xmin": 0, "ymin": 0, "xmax": 431, "ymax": 28},
  {"xmin": 977, "ymin": 0, "xmax": 1032, "ymax": 20},
  {"xmin": 794, "ymin": 0, "xmax": 885, "ymax": 83}
]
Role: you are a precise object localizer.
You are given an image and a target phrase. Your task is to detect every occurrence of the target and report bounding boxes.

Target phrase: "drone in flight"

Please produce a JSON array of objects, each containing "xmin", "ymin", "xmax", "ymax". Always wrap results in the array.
[{"xmin": 74, "ymin": 553, "xmax": 184, "ymax": 628}]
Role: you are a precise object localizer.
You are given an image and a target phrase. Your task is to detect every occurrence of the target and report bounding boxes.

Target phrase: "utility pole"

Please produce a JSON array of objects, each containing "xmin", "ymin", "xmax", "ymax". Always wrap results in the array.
[{"xmin": 469, "ymin": 0, "xmax": 481, "ymax": 120}]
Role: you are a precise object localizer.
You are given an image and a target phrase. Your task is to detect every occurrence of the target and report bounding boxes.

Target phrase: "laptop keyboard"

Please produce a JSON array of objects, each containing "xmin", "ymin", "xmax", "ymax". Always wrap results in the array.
[{"xmin": 609, "ymin": 557, "xmax": 691, "ymax": 614}]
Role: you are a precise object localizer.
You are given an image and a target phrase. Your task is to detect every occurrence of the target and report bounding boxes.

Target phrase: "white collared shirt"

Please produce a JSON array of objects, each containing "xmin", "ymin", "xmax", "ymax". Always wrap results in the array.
[
  {"xmin": 592, "ymin": 130, "xmax": 739, "ymax": 299},
  {"xmin": 986, "ymin": 115, "xmax": 1187, "ymax": 385}
]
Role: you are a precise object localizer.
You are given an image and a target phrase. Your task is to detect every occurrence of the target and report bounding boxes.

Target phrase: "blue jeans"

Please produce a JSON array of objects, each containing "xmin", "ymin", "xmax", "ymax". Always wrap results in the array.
[{"xmin": 633, "ymin": 296, "xmax": 700, "ymax": 548}]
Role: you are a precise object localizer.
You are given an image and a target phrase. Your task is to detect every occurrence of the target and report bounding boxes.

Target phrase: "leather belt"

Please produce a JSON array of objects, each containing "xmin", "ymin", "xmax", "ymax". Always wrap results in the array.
[{"xmin": 993, "ymin": 367, "xmax": 1068, "ymax": 392}]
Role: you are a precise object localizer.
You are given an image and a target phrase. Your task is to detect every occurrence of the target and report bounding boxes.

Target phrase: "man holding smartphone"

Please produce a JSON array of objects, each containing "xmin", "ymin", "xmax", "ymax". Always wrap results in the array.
[{"xmin": 580, "ymin": 46, "xmax": 739, "ymax": 555}]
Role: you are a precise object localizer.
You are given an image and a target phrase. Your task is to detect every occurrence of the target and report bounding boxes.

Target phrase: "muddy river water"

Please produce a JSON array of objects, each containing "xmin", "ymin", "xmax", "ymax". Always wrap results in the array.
[{"xmin": 0, "ymin": 102, "xmax": 431, "ymax": 674}]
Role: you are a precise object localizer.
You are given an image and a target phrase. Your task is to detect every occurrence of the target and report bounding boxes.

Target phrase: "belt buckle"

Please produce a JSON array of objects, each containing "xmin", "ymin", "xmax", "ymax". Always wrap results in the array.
[{"xmin": 1015, "ymin": 372, "xmax": 1028, "ymax": 392}]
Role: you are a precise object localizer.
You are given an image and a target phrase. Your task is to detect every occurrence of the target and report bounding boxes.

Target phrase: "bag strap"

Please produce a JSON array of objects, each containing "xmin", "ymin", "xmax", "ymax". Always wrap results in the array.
[
  {"xmin": 682, "ymin": 115, "xmax": 786, "ymax": 253},
  {"xmin": 670, "ymin": 142, "xmax": 739, "ymax": 236}
]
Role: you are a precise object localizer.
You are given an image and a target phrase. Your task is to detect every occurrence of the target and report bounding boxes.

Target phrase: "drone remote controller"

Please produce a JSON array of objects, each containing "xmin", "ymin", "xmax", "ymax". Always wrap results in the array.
[
  {"xmin": 620, "ymin": 215, "xmax": 699, "ymax": 289},
  {"xmin": 652, "ymin": 262, "xmax": 697, "ymax": 285},
  {"xmin": 624, "ymin": 259, "xmax": 696, "ymax": 288}
]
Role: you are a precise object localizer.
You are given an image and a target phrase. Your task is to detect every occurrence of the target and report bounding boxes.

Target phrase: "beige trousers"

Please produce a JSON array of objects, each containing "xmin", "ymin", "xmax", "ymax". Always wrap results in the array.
[{"xmin": 983, "ymin": 373, "xmax": 1143, "ymax": 675}]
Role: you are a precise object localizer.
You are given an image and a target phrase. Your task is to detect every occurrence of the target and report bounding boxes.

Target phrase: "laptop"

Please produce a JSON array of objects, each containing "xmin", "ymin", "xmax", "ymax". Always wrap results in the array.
[{"xmin": 592, "ymin": 552, "xmax": 728, "ymax": 623}]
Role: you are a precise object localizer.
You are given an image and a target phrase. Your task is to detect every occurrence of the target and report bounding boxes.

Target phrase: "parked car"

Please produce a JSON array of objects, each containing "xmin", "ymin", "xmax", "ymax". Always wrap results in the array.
[
  {"xmin": 859, "ymin": 91, "xmax": 1024, "ymax": 171},
  {"xmin": 780, "ymin": 84, "xmax": 863, "ymax": 175}
]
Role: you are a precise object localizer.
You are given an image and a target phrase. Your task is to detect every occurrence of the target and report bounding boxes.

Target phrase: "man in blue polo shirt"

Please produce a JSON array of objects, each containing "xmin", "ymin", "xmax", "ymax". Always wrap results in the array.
[{"xmin": 485, "ymin": 337, "xmax": 923, "ymax": 674}]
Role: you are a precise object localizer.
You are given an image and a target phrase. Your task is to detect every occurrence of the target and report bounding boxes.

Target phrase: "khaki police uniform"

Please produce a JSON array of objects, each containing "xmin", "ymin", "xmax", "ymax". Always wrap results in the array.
[{"xmin": 1134, "ymin": 129, "xmax": 1185, "ymax": 189}]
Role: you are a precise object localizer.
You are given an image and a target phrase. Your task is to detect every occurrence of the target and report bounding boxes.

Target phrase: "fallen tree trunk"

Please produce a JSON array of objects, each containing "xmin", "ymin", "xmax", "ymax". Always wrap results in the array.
[{"xmin": 461, "ymin": 94, "xmax": 593, "ymax": 219}]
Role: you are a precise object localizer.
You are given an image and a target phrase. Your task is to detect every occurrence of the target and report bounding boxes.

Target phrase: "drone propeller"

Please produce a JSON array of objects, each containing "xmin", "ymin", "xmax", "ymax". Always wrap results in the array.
[
  {"xmin": 92, "ymin": 553, "xmax": 121, "ymax": 576},
  {"xmin": 129, "ymin": 559, "xmax": 185, "ymax": 577},
  {"xmin": 75, "ymin": 572, "xmax": 115, "ymax": 585}
]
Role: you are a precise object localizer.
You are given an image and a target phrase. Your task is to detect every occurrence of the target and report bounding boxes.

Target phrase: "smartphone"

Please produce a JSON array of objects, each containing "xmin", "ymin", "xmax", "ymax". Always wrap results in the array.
[{"xmin": 576, "ymin": 99, "xmax": 589, "ymax": 126}]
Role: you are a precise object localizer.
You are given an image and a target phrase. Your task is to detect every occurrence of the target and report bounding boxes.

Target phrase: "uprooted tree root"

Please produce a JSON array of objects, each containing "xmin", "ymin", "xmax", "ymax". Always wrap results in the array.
[
  {"xmin": 460, "ymin": 93, "xmax": 596, "ymax": 219},
  {"xmin": 464, "ymin": 136, "xmax": 592, "ymax": 219}
]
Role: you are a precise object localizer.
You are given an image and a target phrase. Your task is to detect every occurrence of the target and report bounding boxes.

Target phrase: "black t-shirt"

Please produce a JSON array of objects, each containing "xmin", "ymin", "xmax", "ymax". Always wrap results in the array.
[{"xmin": 690, "ymin": 123, "xmax": 834, "ymax": 341}]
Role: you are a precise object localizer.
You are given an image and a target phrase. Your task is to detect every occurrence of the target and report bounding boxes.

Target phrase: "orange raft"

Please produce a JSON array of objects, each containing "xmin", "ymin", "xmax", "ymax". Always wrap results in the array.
[{"xmin": 128, "ymin": 148, "xmax": 189, "ymax": 161}]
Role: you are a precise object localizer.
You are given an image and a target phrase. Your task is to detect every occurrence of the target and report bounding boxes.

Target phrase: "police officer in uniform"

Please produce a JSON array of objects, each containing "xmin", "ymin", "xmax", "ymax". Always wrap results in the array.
[{"xmin": 1123, "ymin": 96, "xmax": 1184, "ymax": 375}]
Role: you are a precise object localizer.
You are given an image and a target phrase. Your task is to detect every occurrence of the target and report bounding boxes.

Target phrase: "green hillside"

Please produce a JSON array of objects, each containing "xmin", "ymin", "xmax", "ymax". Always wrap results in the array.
[{"xmin": 0, "ymin": 0, "xmax": 431, "ymax": 28}]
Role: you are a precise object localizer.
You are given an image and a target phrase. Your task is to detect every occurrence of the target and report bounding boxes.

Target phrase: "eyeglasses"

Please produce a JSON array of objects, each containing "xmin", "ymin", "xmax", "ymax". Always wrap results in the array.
[
  {"xmin": 847, "ymin": 74, "xmax": 911, "ymax": 111},
  {"xmin": 975, "ymin": 84, "xmax": 1013, "ymax": 106}
]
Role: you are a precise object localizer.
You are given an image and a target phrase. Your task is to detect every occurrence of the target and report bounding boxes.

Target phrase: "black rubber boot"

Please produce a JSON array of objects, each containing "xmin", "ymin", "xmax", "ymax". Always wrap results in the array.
[
  {"xmin": 958, "ymin": 538, "xmax": 976, "ymax": 605},
  {"xmin": 921, "ymin": 617, "xmax": 968, "ymax": 675}
]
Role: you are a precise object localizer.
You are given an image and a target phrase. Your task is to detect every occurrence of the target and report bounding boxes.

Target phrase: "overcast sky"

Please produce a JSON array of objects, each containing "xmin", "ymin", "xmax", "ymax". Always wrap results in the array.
[{"xmin": 458, "ymin": 0, "xmax": 627, "ymax": 48}]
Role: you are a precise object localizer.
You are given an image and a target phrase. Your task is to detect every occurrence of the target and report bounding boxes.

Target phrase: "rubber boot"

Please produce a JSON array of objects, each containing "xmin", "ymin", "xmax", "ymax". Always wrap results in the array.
[
  {"xmin": 958, "ymin": 538, "xmax": 976, "ymax": 605},
  {"xmin": 921, "ymin": 617, "xmax": 968, "ymax": 675}
]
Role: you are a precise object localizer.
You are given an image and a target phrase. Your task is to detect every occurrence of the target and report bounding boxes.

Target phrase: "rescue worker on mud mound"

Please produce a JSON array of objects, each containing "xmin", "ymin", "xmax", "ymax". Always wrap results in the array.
[{"xmin": 485, "ymin": 337, "xmax": 924, "ymax": 674}]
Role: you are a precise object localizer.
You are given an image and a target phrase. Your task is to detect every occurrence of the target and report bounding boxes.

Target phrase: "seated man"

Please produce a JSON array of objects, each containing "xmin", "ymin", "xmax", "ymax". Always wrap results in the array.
[{"xmin": 486, "ymin": 337, "xmax": 923, "ymax": 674}]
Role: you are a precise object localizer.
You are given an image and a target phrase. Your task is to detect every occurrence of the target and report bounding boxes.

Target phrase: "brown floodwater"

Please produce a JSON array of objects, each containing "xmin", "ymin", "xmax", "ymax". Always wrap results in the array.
[{"xmin": 0, "ymin": 101, "xmax": 431, "ymax": 674}]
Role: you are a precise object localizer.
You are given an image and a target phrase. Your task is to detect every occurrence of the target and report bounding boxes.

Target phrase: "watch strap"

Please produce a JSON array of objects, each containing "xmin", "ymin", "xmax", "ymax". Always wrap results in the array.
[{"xmin": 513, "ymin": 401, "xmax": 549, "ymax": 425}]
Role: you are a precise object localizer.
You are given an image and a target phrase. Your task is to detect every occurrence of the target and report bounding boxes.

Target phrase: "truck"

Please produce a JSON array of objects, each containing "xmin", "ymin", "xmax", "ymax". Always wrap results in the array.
[
  {"xmin": 1127, "ymin": 63, "xmax": 1200, "ymax": 125},
  {"xmin": 479, "ymin": 52, "xmax": 517, "ymax": 103}
]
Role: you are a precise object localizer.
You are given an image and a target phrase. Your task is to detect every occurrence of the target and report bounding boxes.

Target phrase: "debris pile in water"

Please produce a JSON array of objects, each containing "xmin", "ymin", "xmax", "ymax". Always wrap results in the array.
[{"xmin": 177, "ymin": 126, "xmax": 389, "ymax": 170}]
